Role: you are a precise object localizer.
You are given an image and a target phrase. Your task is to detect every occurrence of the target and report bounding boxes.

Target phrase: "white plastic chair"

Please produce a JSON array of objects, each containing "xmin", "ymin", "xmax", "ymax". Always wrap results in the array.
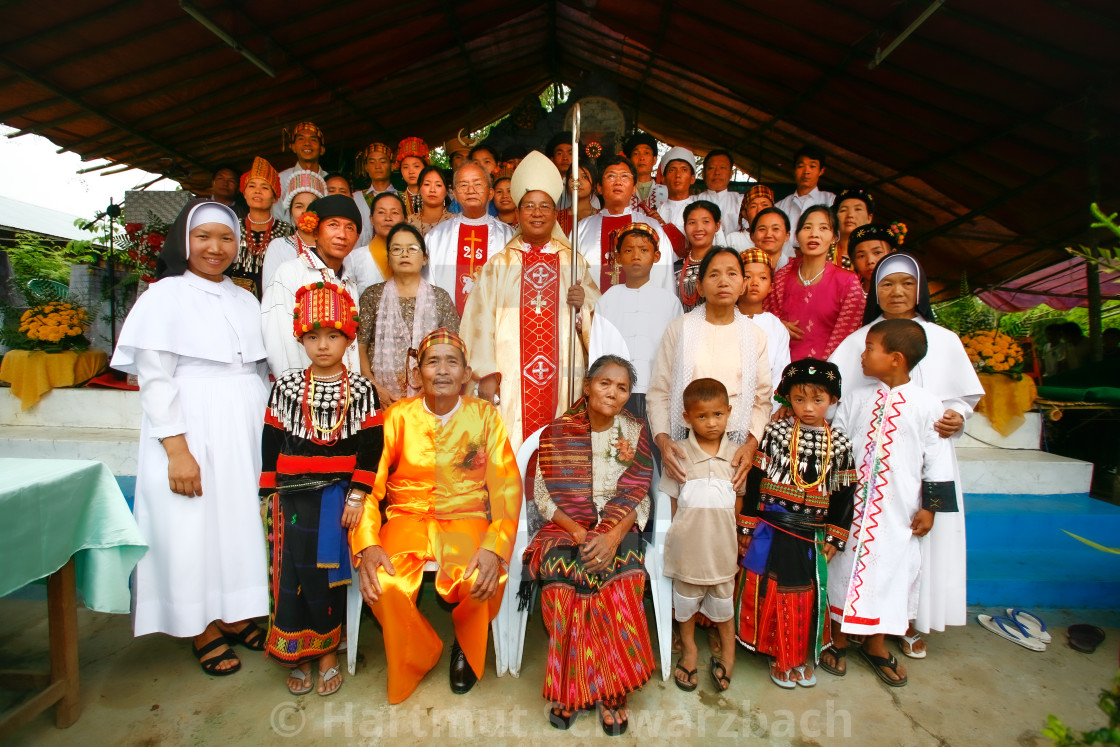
[
  {"xmin": 495, "ymin": 427, "xmax": 673, "ymax": 680},
  {"xmin": 345, "ymin": 547, "xmax": 503, "ymax": 675}
]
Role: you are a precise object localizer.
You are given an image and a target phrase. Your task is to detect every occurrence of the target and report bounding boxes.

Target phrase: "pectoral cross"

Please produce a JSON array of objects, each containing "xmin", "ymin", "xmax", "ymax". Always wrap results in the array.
[
  {"xmin": 529, "ymin": 291, "xmax": 547, "ymax": 315},
  {"xmin": 607, "ymin": 261, "xmax": 621, "ymax": 286}
]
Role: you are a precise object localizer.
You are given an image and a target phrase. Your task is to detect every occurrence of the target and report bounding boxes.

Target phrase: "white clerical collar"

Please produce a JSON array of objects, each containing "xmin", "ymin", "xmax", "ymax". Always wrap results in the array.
[
  {"xmin": 423, "ymin": 396, "xmax": 462, "ymax": 425},
  {"xmin": 459, "ymin": 213, "xmax": 490, "ymax": 225},
  {"xmin": 600, "ymin": 207, "xmax": 633, "ymax": 217}
]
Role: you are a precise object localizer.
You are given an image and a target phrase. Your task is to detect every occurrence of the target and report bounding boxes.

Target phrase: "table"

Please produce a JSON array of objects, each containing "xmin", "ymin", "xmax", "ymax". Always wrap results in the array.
[
  {"xmin": 0, "ymin": 350, "xmax": 108, "ymax": 410},
  {"xmin": 0, "ymin": 459, "xmax": 147, "ymax": 738},
  {"xmin": 975, "ymin": 373, "xmax": 1038, "ymax": 437}
]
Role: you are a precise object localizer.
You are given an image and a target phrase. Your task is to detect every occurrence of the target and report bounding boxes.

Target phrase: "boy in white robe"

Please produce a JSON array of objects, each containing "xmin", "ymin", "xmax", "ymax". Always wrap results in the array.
[
  {"xmin": 589, "ymin": 222, "xmax": 683, "ymax": 429},
  {"xmin": 828, "ymin": 253, "xmax": 983, "ymax": 655},
  {"xmin": 825, "ymin": 319, "xmax": 957, "ymax": 688}
]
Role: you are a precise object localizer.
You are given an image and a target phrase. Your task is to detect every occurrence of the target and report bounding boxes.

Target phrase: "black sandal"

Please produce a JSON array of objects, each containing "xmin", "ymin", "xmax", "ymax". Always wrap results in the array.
[
  {"xmin": 709, "ymin": 656, "xmax": 730, "ymax": 692},
  {"xmin": 192, "ymin": 637, "xmax": 241, "ymax": 677},
  {"xmin": 598, "ymin": 699, "xmax": 628, "ymax": 737},
  {"xmin": 674, "ymin": 660, "xmax": 698, "ymax": 692},
  {"xmin": 549, "ymin": 705, "xmax": 578, "ymax": 730},
  {"xmin": 225, "ymin": 620, "xmax": 266, "ymax": 651},
  {"xmin": 859, "ymin": 647, "xmax": 907, "ymax": 687},
  {"xmin": 1068, "ymin": 624, "xmax": 1106, "ymax": 653},
  {"xmin": 820, "ymin": 646, "xmax": 847, "ymax": 676}
]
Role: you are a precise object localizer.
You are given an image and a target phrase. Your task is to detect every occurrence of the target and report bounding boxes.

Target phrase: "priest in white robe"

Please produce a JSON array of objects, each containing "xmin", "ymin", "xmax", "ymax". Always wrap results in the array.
[
  {"xmin": 460, "ymin": 151, "xmax": 599, "ymax": 450},
  {"xmin": 261, "ymin": 195, "xmax": 363, "ymax": 378},
  {"xmin": 828, "ymin": 253, "xmax": 983, "ymax": 639},
  {"xmin": 425, "ymin": 162, "xmax": 513, "ymax": 316}
]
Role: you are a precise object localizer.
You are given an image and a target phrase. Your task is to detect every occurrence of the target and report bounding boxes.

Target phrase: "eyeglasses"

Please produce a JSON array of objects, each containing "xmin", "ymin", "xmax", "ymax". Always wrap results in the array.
[
  {"xmin": 603, "ymin": 172, "xmax": 634, "ymax": 183},
  {"xmin": 389, "ymin": 245, "xmax": 423, "ymax": 256},
  {"xmin": 457, "ymin": 181, "xmax": 488, "ymax": 193},
  {"xmin": 520, "ymin": 202, "xmax": 555, "ymax": 213}
]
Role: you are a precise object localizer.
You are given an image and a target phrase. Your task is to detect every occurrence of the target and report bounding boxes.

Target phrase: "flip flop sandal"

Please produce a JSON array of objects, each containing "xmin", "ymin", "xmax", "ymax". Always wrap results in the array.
[
  {"xmin": 673, "ymin": 660, "xmax": 698, "ymax": 692},
  {"xmin": 318, "ymin": 666, "xmax": 343, "ymax": 697},
  {"xmin": 192, "ymin": 637, "xmax": 241, "ymax": 677},
  {"xmin": 549, "ymin": 706, "xmax": 579, "ymax": 730},
  {"xmin": 598, "ymin": 701, "xmax": 628, "ymax": 737},
  {"xmin": 977, "ymin": 614, "xmax": 1045, "ymax": 652},
  {"xmin": 794, "ymin": 665, "xmax": 817, "ymax": 688},
  {"xmin": 819, "ymin": 646, "xmax": 847, "ymax": 677},
  {"xmin": 1007, "ymin": 609, "xmax": 1052, "ymax": 644},
  {"xmin": 897, "ymin": 632, "xmax": 928, "ymax": 659},
  {"xmin": 859, "ymin": 648, "xmax": 908, "ymax": 687},
  {"xmin": 287, "ymin": 666, "xmax": 314, "ymax": 696},
  {"xmin": 225, "ymin": 620, "xmax": 267, "ymax": 651},
  {"xmin": 769, "ymin": 661, "xmax": 796, "ymax": 690},
  {"xmin": 709, "ymin": 656, "xmax": 731, "ymax": 692},
  {"xmin": 1068, "ymin": 624, "xmax": 1106, "ymax": 654}
]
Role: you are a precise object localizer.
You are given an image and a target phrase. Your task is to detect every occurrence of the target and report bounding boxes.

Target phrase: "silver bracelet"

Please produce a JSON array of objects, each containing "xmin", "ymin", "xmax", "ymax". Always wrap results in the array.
[{"xmin": 345, "ymin": 498, "xmax": 363, "ymax": 508}]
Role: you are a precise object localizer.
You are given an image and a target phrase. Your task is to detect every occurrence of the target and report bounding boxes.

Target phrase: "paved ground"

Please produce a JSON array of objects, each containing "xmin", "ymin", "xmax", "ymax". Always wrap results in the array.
[{"xmin": 1, "ymin": 590, "xmax": 1116, "ymax": 746}]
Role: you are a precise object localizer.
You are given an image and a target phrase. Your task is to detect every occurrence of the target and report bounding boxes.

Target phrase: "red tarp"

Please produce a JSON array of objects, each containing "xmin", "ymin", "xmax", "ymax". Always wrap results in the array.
[{"xmin": 978, "ymin": 257, "xmax": 1120, "ymax": 312}]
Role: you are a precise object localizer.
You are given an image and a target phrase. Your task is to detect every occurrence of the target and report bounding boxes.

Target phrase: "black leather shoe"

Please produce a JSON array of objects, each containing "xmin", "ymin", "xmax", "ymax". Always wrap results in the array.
[{"xmin": 449, "ymin": 639, "xmax": 478, "ymax": 694}]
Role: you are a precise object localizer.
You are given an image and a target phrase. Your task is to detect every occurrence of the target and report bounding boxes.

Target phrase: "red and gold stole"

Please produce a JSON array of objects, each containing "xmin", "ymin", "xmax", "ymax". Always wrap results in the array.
[
  {"xmin": 598, "ymin": 214, "xmax": 631, "ymax": 291},
  {"xmin": 519, "ymin": 244, "xmax": 561, "ymax": 438},
  {"xmin": 455, "ymin": 222, "xmax": 489, "ymax": 315}
]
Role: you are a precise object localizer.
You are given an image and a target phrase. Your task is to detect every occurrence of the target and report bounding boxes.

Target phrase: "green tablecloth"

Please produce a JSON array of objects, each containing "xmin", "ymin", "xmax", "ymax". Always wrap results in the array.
[{"xmin": 0, "ymin": 458, "xmax": 147, "ymax": 614}]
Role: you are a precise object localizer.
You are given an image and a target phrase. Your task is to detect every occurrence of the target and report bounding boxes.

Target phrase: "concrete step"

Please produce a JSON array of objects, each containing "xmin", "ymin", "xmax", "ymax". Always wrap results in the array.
[
  {"xmin": 955, "ymin": 446, "xmax": 1093, "ymax": 494},
  {"xmin": 0, "ymin": 425, "xmax": 139, "ymax": 475},
  {"xmin": 968, "ymin": 549, "xmax": 1120, "ymax": 608},
  {"xmin": 0, "ymin": 387, "xmax": 140, "ymax": 429},
  {"xmin": 959, "ymin": 412, "xmax": 1041, "ymax": 450}
]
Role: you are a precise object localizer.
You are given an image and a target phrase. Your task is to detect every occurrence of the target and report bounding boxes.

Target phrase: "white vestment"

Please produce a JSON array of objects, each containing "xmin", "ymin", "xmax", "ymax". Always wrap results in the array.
[
  {"xmin": 576, "ymin": 208, "xmax": 675, "ymax": 293},
  {"xmin": 111, "ymin": 273, "xmax": 270, "ymax": 637},
  {"xmin": 829, "ymin": 316, "xmax": 983, "ymax": 631},
  {"xmin": 828, "ymin": 381, "xmax": 957, "ymax": 636},
  {"xmin": 424, "ymin": 213, "xmax": 513, "ymax": 314},
  {"xmin": 588, "ymin": 283, "xmax": 683, "ymax": 394},
  {"xmin": 261, "ymin": 252, "xmax": 362, "ymax": 378}
]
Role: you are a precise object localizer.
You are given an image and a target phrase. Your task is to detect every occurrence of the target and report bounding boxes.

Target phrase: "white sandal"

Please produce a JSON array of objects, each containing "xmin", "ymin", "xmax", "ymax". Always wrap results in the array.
[
  {"xmin": 897, "ymin": 632, "xmax": 927, "ymax": 659},
  {"xmin": 977, "ymin": 614, "xmax": 1045, "ymax": 652},
  {"xmin": 318, "ymin": 666, "xmax": 343, "ymax": 696},
  {"xmin": 1006, "ymin": 608, "xmax": 1051, "ymax": 644},
  {"xmin": 286, "ymin": 666, "xmax": 313, "ymax": 696}
]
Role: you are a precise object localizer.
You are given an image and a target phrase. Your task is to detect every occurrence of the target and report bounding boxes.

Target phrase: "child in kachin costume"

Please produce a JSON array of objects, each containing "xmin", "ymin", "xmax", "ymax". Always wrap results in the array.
[
  {"xmin": 260, "ymin": 281, "xmax": 384, "ymax": 696},
  {"xmin": 736, "ymin": 358, "xmax": 856, "ymax": 688}
]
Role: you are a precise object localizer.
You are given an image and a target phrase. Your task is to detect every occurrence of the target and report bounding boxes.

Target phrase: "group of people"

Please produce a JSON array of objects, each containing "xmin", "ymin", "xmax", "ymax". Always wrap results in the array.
[{"xmin": 111, "ymin": 119, "xmax": 984, "ymax": 736}]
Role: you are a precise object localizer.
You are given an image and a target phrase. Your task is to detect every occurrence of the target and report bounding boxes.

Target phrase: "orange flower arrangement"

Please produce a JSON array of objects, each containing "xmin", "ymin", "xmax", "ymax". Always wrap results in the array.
[
  {"xmin": 961, "ymin": 329, "xmax": 1024, "ymax": 377},
  {"xmin": 15, "ymin": 302, "xmax": 91, "ymax": 351}
]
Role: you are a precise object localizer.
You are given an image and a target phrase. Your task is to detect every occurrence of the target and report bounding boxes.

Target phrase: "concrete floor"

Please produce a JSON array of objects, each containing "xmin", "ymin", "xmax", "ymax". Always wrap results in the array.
[{"xmin": 1, "ymin": 589, "xmax": 1117, "ymax": 746}]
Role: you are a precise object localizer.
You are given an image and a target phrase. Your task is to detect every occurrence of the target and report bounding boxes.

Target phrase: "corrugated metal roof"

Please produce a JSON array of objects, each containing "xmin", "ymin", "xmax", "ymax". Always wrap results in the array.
[
  {"xmin": 0, "ymin": 0, "xmax": 1117, "ymax": 295},
  {"xmin": 0, "ymin": 195, "xmax": 88, "ymax": 242}
]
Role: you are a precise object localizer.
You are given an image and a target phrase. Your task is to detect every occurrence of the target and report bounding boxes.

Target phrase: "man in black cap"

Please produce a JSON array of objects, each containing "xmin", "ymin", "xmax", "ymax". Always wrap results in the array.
[{"xmin": 261, "ymin": 194, "xmax": 364, "ymax": 378}]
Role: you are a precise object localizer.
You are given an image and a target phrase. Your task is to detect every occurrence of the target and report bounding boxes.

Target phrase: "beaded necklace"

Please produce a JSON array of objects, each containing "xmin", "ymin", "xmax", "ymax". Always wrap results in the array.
[
  {"xmin": 789, "ymin": 420, "xmax": 833, "ymax": 491},
  {"xmin": 300, "ymin": 368, "xmax": 350, "ymax": 444}
]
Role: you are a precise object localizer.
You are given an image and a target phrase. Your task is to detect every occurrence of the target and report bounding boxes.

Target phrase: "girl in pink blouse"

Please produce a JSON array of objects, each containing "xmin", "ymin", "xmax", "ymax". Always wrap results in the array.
[{"xmin": 765, "ymin": 205, "xmax": 864, "ymax": 359}]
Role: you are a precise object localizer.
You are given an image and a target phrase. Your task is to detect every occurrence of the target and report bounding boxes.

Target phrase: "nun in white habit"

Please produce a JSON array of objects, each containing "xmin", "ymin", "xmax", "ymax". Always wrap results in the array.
[
  {"xmin": 828, "ymin": 253, "xmax": 983, "ymax": 647},
  {"xmin": 112, "ymin": 202, "xmax": 270, "ymax": 675}
]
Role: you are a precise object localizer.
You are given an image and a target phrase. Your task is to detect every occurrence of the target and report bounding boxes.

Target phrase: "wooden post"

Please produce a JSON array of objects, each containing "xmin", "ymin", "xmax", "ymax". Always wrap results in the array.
[
  {"xmin": 1086, "ymin": 88, "xmax": 1103, "ymax": 362},
  {"xmin": 47, "ymin": 558, "xmax": 80, "ymax": 728}
]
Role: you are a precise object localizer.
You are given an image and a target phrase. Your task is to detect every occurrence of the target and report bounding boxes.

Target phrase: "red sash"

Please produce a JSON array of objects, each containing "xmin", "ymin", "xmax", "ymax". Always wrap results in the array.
[
  {"xmin": 598, "ymin": 214, "xmax": 632, "ymax": 291},
  {"xmin": 455, "ymin": 221, "xmax": 488, "ymax": 315},
  {"xmin": 519, "ymin": 247, "xmax": 561, "ymax": 438}
]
